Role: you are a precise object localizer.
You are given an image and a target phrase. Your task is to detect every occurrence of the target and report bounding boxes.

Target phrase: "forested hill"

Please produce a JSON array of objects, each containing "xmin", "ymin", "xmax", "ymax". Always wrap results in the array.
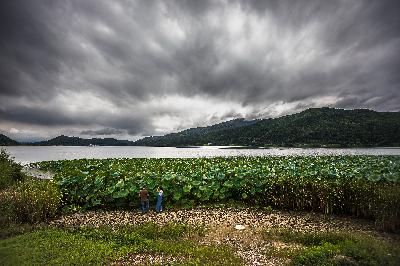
[
  {"xmin": 133, "ymin": 118, "xmax": 258, "ymax": 146},
  {"xmin": 134, "ymin": 108, "xmax": 400, "ymax": 147},
  {"xmin": 34, "ymin": 135, "xmax": 135, "ymax": 146},
  {"xmin": 0, "ymin": 134, "xmax": 19, "ymax": 145}
]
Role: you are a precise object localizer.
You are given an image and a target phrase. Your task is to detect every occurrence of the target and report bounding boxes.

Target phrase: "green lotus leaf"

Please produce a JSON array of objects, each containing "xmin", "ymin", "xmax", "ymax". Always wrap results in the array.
[
  {"xmin": 112, "ymin": 171, "xmax": 120, "ymax": 177},
  {"xmin": 183, "ymin": 184, "xmax": 192, "ymax": 193},
  {"xmin": 192, "ymin": 180, "xmax": 201, "ymax": 186},
  {"xmin": 115, "ymin": 180, "xmax": 124, "ymax": 188},
  {"xmin": 199, "ymin": 185, "xmax": 207, "ymax": 191},
  {"xmin": 223, "ymin": 181, "xmax": 234, "ymax": 188},
  {"xmin": 94, "ymin": 176, "xmax": 104, "ymax": 187},
  {"xmin": 173, "ymin": 192, "xmax": 182, "ymax": 201},
  {"xmin": 113, "ymin": 189, "xmax": 129, "ymax": 199}
]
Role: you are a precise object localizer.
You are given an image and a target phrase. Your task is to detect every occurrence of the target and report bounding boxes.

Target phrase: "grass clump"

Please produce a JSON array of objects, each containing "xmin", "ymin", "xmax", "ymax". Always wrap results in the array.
[
  {"xmin": 263, "ymin": 228, "xmax": 400, "ymax": 266},
  {"xmin": 0, "ymin": 223, "xmax": 241, "ymax": 266},
  {"xmin": 0, "ymin": 228, "xmax": 117, "ymax": 265},
  {"xmin": 0, "ymin": 223, "xmax": 41, "ymax": 240}
]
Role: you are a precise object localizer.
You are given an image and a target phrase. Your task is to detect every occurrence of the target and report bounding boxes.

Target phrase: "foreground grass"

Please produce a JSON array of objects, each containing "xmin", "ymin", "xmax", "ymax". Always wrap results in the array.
[
  {"xmin": 0, "ymin": 222, "xmax": 241, "ymax": 266},
  {"xmin": 1, "ymin": 207, "xmax": 400, "ymax": 265},
  {"xmin": 0, "ymin": 223, "xmax": 41, "ymax": 240},
  {"xmin": 263, "ymin": 228, "xmax": 400, "ymax": 265}
]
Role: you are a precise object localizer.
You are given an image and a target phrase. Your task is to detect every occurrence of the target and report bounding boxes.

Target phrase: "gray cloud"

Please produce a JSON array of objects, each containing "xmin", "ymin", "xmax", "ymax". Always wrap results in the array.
[
  {"xmin": 0, "ymin": 0, "xmax": 399, "ymax": 140},
  {"xmin": 0, "ymin": 1, "xmax": 61, "ymax": 100},
  {"xmin": 81, "ymin": 128, "xmax": 125, "ymax": 136}
]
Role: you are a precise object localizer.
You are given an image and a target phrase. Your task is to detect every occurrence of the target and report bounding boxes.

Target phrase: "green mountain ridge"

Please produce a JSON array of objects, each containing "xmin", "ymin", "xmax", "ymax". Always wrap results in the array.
[
  {"xmin": 0, "ymin": 134, "xmax": 19, "ymax": 145},
  {"xmin": 134, "ymin": 107, "xmax": 400, "ymax": 147},
  {"xmin": 135, "ymin": 118, "xmax": 258, "ymax": 146},
  {"xmin": 35, "ymin": 135, "xmax": 135, "ymax": 146}
]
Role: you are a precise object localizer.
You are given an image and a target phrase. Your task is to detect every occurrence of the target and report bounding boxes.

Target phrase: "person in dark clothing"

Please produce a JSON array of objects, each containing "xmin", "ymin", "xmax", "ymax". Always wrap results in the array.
[{"xmin": 139, "ymin": 187, "xmax": 149, "ymax": 213}]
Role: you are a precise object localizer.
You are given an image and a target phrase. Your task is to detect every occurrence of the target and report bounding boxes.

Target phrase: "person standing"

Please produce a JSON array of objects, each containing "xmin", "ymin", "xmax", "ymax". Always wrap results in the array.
[
  {"xmin": 155, "ymin": 186, "xmax": 163, "ymax": 213},
  {"xmin": 139, "ymin": 187, "xmax": 149, "ymax": 213}
]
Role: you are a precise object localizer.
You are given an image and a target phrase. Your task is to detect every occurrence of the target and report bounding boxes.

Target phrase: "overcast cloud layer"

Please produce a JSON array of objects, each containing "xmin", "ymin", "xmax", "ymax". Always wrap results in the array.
[{"xmin": 1, "ymin": 0, "xmax": 399, "ymax": 141}]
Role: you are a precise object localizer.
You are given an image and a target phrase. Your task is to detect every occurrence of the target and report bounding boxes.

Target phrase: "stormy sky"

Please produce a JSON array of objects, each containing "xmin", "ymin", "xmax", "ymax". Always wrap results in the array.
[{"xmin": 1, "ymin": 0, "xmax": 399, "ymax": 142}]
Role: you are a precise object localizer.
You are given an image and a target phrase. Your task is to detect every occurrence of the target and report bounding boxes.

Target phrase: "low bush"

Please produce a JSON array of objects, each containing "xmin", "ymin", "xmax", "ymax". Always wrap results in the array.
[
  {"xmin": 0, "ymin": 149, "xmax": 24, "ymax": 190},
  {"xmin": 0, "ymin": 179, "xmax": 62, "ymax": 225}
]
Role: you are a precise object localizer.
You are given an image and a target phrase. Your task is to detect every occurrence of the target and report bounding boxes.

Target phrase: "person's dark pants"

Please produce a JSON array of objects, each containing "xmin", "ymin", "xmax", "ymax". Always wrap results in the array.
[{"xmin": 141, "ymin": 199, "xmax": 149, "ymax": 213}]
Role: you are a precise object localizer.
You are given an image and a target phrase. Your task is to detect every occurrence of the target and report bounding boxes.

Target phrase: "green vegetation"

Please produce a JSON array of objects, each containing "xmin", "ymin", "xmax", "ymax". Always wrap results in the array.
[
  {"xmin": 135, "ymin": 108, "xmax": 400, "ymax": 147},
  {"xmin": 263, "ymin": 228, "xmax": 400, "ymax": 265},
  {"xmin": 36, "ymin": 156, "xmax": 400, "ymax": 230},
  {"xmin": 0, "ymin": 223, "xmax": 241, "ymax": 266},
  {"xmin": 0, "ymin": 149, "xmax": 61, "ymax": 226},
  {"xmin": 2, "ymin": 149, "xmax": 399, "ymax": 265},
  {"xmin": 0, "ymin": 179, "xmax": 61, "ymax": 225},
  {"xmin": 0, "ymin": 149, "xmax": 24, "ymax": 189},
  {"xmin": 0, "ymin": 152, "xmax": 240, "ymax": 265}
]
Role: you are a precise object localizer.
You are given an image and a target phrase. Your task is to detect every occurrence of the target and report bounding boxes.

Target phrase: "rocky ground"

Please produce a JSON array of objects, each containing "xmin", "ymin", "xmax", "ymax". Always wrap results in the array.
[{"xmin": 49, "ymin": 207, "xmax": 392, "ymax": 265}]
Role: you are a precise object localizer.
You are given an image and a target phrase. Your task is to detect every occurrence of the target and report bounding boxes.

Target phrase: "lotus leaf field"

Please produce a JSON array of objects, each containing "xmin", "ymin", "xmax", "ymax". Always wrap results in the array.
[{"xmin": 35, "ymin": 156, "xmax": 400, "ymax": 230}]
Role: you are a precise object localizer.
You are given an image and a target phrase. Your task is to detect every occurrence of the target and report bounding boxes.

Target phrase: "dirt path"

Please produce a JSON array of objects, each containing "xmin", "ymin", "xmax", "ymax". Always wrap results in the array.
[{"xmin": 49, "ymin": 208, "xmax": 392, "ymax": 265}]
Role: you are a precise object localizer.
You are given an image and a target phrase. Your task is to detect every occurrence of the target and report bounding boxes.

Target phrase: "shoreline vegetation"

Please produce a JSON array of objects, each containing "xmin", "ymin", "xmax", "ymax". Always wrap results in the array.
[
  {"xmin": 1, "ymin": 149, "xmax": 400, "ymax": 265},
  {"xmin": 36, "ymin": 156, "xmax": 400, "ymax": 230}
]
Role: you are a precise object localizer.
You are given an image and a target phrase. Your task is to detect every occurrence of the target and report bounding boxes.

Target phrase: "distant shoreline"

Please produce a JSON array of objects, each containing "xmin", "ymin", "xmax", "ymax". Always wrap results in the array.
[{"xmin": 2, "ymin": 144, "xmax": 400, "ymax": 148}]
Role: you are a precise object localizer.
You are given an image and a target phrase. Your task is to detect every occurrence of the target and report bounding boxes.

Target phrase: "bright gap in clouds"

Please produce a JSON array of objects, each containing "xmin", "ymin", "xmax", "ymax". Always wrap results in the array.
[{"xmin": 148, "ymin": 95, "xmax": 249, "ymax": 133}]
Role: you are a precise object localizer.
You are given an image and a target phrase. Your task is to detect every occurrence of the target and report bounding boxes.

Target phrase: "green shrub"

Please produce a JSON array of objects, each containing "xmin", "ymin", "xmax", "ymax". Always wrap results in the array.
[
  {"xmin": 0, "ymin": 179, "xmax": 62, "ymax": 225},
  {"xmin": 291, "ymin": 242, "xmax": 339, "ymax": 266},
  {"xmin": 0, "ymin": 149, "xmax": 24, "ymax": 190}
]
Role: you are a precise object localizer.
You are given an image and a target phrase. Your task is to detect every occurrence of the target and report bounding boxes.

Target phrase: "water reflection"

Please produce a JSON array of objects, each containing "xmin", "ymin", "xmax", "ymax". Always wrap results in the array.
[{"xmin": 1, "ymin": 146, "xmax": 400, "ymax": 164}]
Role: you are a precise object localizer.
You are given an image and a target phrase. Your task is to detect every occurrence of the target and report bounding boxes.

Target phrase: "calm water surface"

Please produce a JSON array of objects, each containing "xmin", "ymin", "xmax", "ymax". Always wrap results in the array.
[{"xmin": 1, "ymin": 146, "xmax": 400, "ymax": 164}]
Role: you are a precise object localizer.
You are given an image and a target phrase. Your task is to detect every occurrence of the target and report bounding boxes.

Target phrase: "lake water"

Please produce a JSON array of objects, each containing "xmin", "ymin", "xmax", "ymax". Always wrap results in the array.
[{"xmin": 1, "ymin": 146, "xmax": 400, "ymax": 164}]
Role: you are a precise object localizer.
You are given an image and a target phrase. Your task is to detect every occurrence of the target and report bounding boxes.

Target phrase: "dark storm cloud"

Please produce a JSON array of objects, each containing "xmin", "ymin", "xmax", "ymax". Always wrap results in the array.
[
  {"xmin": 0, "ymin": 0, "xmax": 61, "ymax": 100},
  {"xmin": 0, "ymin": 0, "xmax": 399, "ymax": 139},
  {"xmin": 0, "ymin": 105, "xmax": 79, "ymax": 126},
  {"xmin": 0, "ymin": 99, "xmax": 153, "ymax": 136}
]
